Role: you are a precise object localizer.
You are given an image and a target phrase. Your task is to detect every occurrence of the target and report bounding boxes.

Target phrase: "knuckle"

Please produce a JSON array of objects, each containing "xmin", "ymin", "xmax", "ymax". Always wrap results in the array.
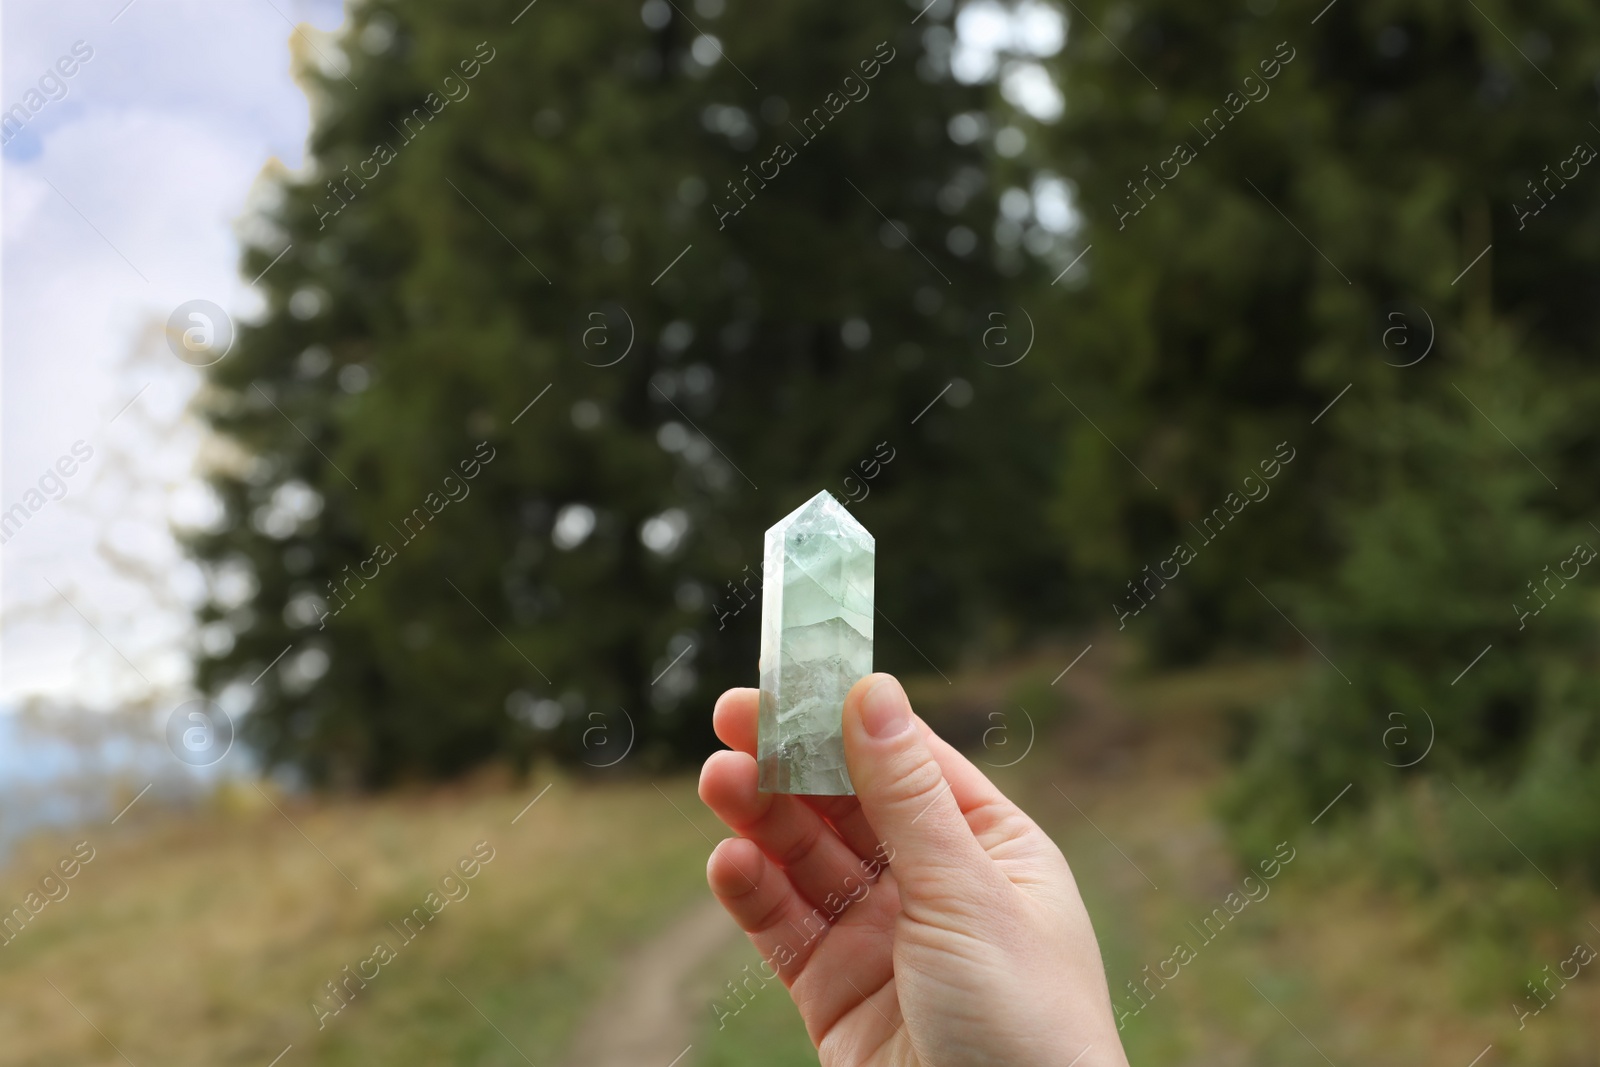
[
  {"xmin": 878, "ymin": 751, "xmax": 947, "ymax": 811},
  {"xmin": 774, "ymin": 821, "xmax": 823, "ymax": 869},
  {"xmin": 749, "ymin": 888, "xmax": 795, "ymax": 936}
]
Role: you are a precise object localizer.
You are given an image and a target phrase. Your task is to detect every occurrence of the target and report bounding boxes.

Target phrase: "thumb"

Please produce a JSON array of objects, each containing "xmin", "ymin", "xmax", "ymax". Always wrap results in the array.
[{"xmin": 843, "ymin": 674, "xmax": 998, "ymax": 911}]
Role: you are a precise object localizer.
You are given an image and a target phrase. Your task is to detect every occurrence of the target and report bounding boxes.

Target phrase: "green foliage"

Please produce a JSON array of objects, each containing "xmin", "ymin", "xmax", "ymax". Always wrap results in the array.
[
  {"xmin": 188, "ymin": 0, "xmax": 1600, "ymax": 880},
  {"xmin": 189, "ymin": 0, "xmax": 1067, "ymax": 785},
  {"xmin": 1029, "ymin": 0, "xmax": 1600, "ymax": 874}
]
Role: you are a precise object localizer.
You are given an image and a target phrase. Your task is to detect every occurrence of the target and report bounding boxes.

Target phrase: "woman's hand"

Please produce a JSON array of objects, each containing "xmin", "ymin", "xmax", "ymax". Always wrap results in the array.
[{"xmin": 699, "ymin": 673, "xmax": 1131, "ymax": 1067}]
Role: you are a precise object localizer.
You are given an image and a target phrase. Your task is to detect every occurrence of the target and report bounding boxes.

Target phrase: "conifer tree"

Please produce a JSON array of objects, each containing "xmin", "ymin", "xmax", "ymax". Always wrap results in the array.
[
  {"xmin": 189, "ymin": 0, "xmax": 1063, "ymax": 784},
  {"xmin": 1027, "ymin": 0, "xmax": 1600, "ymax": 870}
]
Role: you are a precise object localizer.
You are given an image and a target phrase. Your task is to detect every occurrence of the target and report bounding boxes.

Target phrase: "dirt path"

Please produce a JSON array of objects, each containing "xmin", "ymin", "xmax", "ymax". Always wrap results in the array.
[{"xmin": 561, "ymin": 896, "xmax": 742, "ymax": 1067}]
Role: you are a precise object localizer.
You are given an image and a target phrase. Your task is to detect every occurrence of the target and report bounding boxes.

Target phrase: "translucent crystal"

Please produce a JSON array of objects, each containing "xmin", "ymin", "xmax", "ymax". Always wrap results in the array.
[{"xmin": 758, "ymin": 490, "xmax": 874, "ymax": 795}]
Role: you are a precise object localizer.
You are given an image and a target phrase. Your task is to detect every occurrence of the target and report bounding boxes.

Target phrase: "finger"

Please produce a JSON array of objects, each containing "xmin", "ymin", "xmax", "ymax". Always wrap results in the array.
[
  {"xmin": 916, "ymin": 720, "xmax": 1049, "ymax": 862},
  {"xmin": 803, "ymin": 794, "xmax": 884, "ymax": 863},
  {"xmin": 712, "ymin": 688, "xmax": 759, "ymax": 753},
  {"xmin": 701, "ymin": 750, "xmax": 881, "ymax": 910},
  {"xmin": 842, "ymin": 674, "xmax": 1008, "ymax": 916},
  {"xmin": 916, "ymin": 718, "xmax": 1009, "ymax": 812},
  {"xmin": 787, "ymin": 896, "xmax": 900, "ymax": 1045},
  {"xmin": 707, "ymin": 837, "xmax": 832, "ymax": 984},
  {"xmin": 712, "ymin": 687, "xmax": 885, "ymax": 862}
]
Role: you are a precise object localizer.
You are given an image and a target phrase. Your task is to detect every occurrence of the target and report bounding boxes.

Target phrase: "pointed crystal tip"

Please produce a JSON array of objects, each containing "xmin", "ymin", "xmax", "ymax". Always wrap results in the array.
[{"xmin": 770, "ymin": 489, "xmax": 874, "ymax": 543}]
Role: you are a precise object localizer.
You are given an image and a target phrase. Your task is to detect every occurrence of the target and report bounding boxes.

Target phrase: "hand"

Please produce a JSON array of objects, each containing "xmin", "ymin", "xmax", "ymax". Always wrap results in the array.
[{"xmin": 699, "ymin": 673, "xmax": 1131, "ymax": 1067}]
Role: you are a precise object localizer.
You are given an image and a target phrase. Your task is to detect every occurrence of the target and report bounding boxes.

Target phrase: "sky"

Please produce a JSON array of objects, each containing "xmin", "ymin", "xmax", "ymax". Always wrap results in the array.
[{"xmin": 1, "ymin": 0, "xmax": 346, "ymax": 718}]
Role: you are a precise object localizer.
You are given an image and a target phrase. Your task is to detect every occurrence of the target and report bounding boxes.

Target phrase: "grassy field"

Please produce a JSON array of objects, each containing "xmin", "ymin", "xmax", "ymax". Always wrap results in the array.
[
  {"xmin": 0, "ymin": 774, "xmax": 716, "ymax": 1066},
  {"xmin": 3, "ymin": 649, "xmax": 1598, "ymax": 1065}
]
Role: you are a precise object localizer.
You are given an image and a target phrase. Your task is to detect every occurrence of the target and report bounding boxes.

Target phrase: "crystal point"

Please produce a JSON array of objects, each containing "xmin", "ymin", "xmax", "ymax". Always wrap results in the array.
[{"xmin": 757, "ymin": 490, "xmax": 874, "ymax": 795}]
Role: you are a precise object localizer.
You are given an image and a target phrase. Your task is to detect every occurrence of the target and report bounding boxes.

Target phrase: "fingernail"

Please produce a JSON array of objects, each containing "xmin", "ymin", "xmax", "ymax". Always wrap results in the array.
[{"xmin": 862, "ymin": 678, "xmax": 911, "ymax": 739}]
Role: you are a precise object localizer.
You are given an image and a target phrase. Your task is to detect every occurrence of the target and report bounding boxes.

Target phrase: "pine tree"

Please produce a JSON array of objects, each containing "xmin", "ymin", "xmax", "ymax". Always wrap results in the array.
[
  {"xmin": 189, "ymin": 0, "xmax": 1064, "ymax": 785},
  {"xmin": 1027, "ymin": 0, "xmax": 1600, "ymax": 871}
]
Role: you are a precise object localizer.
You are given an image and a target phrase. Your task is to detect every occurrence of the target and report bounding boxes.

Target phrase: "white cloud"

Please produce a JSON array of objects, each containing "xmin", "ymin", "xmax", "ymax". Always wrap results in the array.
[{"xmin": 2, "ymin": 0, "xmax": 345, "ymax": 712}]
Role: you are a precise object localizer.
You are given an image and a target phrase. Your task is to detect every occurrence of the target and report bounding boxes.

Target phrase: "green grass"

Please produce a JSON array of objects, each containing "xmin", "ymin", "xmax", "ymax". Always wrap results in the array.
[
  {"xmin": 690, "ymin": 938, "xmax": 818, "ymax": 1067},
  {"xmin": 0, "ymin": 773, "xmax": 713, "ymax": 1066},
  {"xmin": 4, "ymin": 651, "xmax": 1598, "ymax": 1065},
  {"xmin": 984, "ymin": 650, "xmax": 1600, "ymax": 1066}
]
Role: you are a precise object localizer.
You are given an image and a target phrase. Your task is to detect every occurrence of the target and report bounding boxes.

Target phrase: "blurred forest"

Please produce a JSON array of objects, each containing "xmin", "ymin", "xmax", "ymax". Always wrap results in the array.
[{"xmin": 190, "ymin": 0, "xmax": 1600, "ymax": 880}]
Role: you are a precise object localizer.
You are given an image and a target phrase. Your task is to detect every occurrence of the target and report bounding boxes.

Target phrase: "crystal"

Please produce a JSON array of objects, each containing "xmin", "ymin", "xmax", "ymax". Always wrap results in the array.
[{"xmin": 758, "ymin": 489, "xmax": 874, "ymax": 795}]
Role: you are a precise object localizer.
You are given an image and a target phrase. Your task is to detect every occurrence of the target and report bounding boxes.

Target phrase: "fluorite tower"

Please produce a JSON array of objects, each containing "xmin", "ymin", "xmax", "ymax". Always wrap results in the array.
[{"xmin": 757, "ymin": 490, "xmax": 874, "ymax": 795}]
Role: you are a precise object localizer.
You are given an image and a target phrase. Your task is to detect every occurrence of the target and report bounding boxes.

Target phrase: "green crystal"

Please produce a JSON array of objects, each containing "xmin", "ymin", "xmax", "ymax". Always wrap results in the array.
[{"xmin": 757, "ymin": 489, "xmax": 874, "ymax": 795}]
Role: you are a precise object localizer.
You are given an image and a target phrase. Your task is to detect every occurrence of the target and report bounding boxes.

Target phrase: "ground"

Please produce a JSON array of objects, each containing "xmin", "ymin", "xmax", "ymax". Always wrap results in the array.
[{"xmin": 0, "ymin": 646, "xmax": 1595, "ymax": 1065}]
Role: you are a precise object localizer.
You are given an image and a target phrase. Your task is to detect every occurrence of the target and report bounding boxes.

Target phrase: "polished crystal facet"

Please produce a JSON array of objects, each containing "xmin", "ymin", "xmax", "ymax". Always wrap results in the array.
[{"xmin": 757, "ymin": 490, "xmax": 874, "ymax": 795}]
